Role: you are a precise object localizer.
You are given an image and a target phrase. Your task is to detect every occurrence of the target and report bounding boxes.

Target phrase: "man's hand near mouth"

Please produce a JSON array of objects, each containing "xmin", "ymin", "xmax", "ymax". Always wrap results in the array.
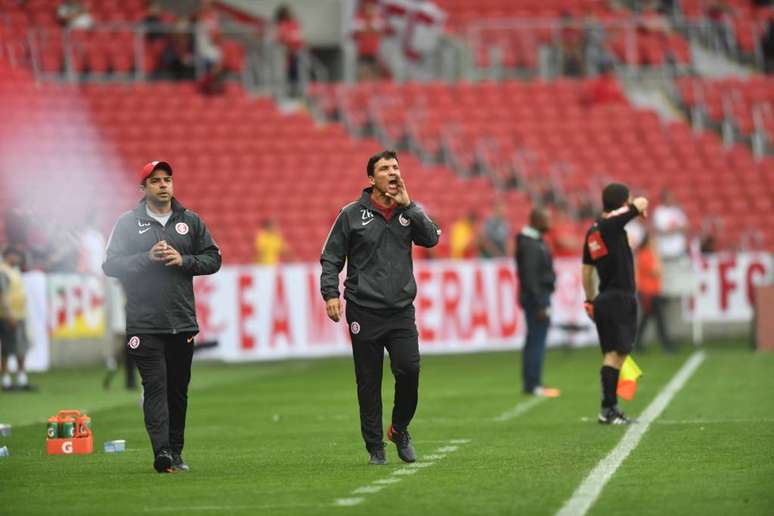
[{"xmin": 385, "ymin": 175, "xmax": 410, "ymax": 207}]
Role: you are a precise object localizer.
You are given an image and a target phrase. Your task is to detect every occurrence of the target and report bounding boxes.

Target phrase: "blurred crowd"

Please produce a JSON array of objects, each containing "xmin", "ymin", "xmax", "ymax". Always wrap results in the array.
[{"xmin": 1, "ymin": 207, "xmax": 105, "ymax": 276}]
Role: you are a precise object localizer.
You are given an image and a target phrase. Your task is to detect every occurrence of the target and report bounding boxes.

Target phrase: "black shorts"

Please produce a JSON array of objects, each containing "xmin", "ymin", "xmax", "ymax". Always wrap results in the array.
[
  {"xmin": 594, "ymin": 291, "xmax": 637, "ymax": 354},
  {"xmin": 0, "ymin": 319, "xmax": 29, "ymax": 357}
]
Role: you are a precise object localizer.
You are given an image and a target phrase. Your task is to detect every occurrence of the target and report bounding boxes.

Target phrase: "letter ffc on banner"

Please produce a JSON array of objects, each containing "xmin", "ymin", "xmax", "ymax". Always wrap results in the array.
[
  {"xmin": 686, "ymin": 252, "xmax": 773, "ymax": 321},
  {"xmin": 192, "ymin": 259, "xmax": 598, "ymax": 363},
  {"xmin": 47, "ymin": 274, "xmax": 106, "ymax": 339}
]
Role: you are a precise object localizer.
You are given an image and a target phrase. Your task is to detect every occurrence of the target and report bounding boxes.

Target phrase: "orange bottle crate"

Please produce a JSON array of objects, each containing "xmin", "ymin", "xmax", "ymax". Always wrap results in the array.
[{"xmin": 46, "ymin": 409, "xmax": 93, "ymax": 455}]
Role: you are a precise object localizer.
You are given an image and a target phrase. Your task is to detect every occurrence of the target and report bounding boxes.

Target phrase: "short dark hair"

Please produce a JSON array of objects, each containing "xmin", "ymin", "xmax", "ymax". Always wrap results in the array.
[
  {"xmin": 602, "ymin": 183, "xmax": 629, "ymax": 212},
  {"xmin": 366, "ymin": 150, "xmax": 398, "ymax": 177}
]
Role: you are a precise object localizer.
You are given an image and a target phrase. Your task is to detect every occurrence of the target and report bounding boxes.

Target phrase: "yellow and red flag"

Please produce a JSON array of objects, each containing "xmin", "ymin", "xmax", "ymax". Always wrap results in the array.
[{"xmin": 616, "ymin": 356, "xmax": 643, "ymax": 401}]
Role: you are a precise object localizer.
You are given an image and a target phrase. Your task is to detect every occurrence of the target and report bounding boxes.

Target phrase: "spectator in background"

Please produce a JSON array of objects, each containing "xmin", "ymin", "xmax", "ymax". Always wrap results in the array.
[
  {"xmin": 57, "ymin": 0, "xmax": 94, "ymax": 30},
  {"xmin": 166, "ymin": 18, "xmax": 196, "ymax": 80},
  {"xmin": 652, "ymin": 189, "xmax": 688, "ymax": 261},
  {"xmin": 657, "ymin": 0, "xmax": 676, "ymax": 15},
  {"xmin": 584, "ymin": 64, "xmax": 626, "ymax": 106},
  {"xmin": 255, "ymin": 218, "xmax": 291, "ymax": 265},
  {"xmin": 634, "ymin": 233, "xmax": 675, "ymax": 353},
  {"xmin": 479, "ymin": 201, "xmax": 511, "ymax": 258},
  {"xmin": 575, "ymin": 192, "xmax": 597, "ymax": 220},
  {"xmin": 559, "ymin": 12, "xmax": 584, "ymax": 77},
  {"xmin": 43, "ymin": 226, "xmax": 79, "ymax": 272},
  {"xmin": 706, "ymin": 0, "xmax": 735, "ymax": 54},
  {"xmin": 515, "ymin": 208, "xmax": 559, "ymax": 398},
  {"xmin": 77, "ymin": 217, "xmax": 106, "ymax": 276},
  {"xmin": 4, "ymin": 208, "xmax": 29, "ymax": 251},
  {"xmin": 143, "ymin": 1, "xmax": 169, "ymax": 42},
  {"xmin": 761, "ymin": 10, "xmax": 774, "ymax": 74},
  {"xmin": 546, "ymin": 204, "xmax": 583, "ymax": 258},
  {"xmin": 353, "ymin": 0, "xmax": 387, "ymax": 80},
  {"xmin": 274, "ymin": 5, "xmax": 305, "ymax": 97},
  {"xmin": 0, "ymin": 246, "xmax": 34, "ymax": 391},
  {"xmin": 698, "ymin": 216, "xmax": 721, "ymax": 254},
  {"xmin": 194, "ymin": 0, "xmax": 226, "ymax": 93},
  {"xmin": 449, "ymin": 212, "xmax": 478, "ymax": 259}
]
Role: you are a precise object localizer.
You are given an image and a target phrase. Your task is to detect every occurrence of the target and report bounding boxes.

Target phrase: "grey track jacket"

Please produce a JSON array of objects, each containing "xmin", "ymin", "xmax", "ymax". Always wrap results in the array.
[
  {"xmin": 320, "ymin": 188, "xmax": 440, "ymax": 310},
  {"xmin": 103, "ymin": 198, "xmax": 221, "ymax": 335}
]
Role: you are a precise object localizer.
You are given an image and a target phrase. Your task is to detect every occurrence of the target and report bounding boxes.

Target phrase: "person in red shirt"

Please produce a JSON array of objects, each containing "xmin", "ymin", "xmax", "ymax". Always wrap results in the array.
[
  {"xmin": 546, "ymin": 205, "xmax": 583, "ymax": 258},
  {"xmin": 275, "ymin": 5, "xmax": 305, "ymax": 96},
  {"xmin": 353, "ymin": 0, "xmax": 386, "ymax": 80},
  {"xmin": 634, "ymin": 232, "xmax": 675, "ymax": 353},
  {"xmin": 584, "ymin": 65, "xmax": 626, "ymax": 106}
]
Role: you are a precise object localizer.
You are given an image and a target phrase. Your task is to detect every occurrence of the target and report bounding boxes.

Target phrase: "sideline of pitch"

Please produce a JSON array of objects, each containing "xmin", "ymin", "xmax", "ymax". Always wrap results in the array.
[{"xmin": 555, "ymin": 351, "xmax": 706, "ymax": 516}]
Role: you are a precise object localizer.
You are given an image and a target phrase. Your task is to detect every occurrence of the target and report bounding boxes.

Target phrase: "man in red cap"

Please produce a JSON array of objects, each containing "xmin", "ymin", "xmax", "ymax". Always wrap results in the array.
[{"xmin": 103, "ymin": 161, "xmax": 221, "ymax": 473}]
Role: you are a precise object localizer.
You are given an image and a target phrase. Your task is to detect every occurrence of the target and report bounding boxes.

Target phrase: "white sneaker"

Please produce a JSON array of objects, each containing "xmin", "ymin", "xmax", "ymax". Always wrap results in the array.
[
  {"xmin": 531, "ymin": 386, "xmax": 561, "ymax": 398},
  {"xmin": 1, "ymin": 373, "xmax": 11, "ymax": 390},
  {"xmin": 16, "ymin": 371, "xmax": 28, "ymax": 387}
]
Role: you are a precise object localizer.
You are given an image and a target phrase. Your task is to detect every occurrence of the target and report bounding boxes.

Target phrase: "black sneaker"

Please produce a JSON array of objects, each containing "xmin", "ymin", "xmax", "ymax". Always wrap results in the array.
[
  {"xmin": 172, "ymin": 453, "xmax": 190, "ymax": 472},
  {"xmin": 368, "ymin": 447, "xmax": 387, "ymax": 465},
  {"xmin": 598, "ymin": 407, "xmax": 635, "ymax": 425},
  {"xmin": 153, "ymin": 449, "xmax": 174, "ymax": 473},
  {"xmin": 387, "ymin": 425, "xmax": 416, "ymax": 463}
]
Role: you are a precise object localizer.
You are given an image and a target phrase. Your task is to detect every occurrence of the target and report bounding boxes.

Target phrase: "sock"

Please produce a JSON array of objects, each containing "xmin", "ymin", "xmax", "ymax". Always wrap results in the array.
[
  {"xmin": 16, "ymin": 371, "xmax": 28, "ymax": 386},
  {"xmin": 600, "ymin": 366, "xmax": 620, "ymax": 409},
  {"xmin": 1, "ymin": 373, "xmax": 10, "ymax": 388}
]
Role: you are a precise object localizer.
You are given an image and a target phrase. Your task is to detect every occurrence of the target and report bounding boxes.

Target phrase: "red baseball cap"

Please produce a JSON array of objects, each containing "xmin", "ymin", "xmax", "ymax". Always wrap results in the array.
[{"xmin": 139, "ymin": 160, "xmax": 173, "ymax": 184}]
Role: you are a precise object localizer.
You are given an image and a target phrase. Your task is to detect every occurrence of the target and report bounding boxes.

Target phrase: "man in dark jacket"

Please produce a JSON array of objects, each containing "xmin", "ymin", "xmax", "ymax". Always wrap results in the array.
[
  {"xmin": 103, "ymin": 161, "xmax": 221, "ymax": 473},
  {"xmin": 321, "ymin": 150, "xmax": 440, "ymax": 465},
  {"xmin": 515, "ymin": 208, "xmax": 559, "ymax": 397}
]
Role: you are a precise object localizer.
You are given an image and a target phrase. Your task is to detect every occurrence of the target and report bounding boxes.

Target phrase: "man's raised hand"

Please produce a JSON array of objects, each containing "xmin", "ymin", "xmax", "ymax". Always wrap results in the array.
[{"xmin": 386, "ymin": 175, "xmax": 411, "ymax": 207}]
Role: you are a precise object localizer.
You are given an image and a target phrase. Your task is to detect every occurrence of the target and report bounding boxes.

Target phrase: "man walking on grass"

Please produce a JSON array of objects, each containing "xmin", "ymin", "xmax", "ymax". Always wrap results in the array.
[
  {"xmin": 321, "ymin": 150, "xmax": 440, "ymax": 465},
  {"xmin": 103, "ymin": 161, "xmax": 221, "ymax": 472}
]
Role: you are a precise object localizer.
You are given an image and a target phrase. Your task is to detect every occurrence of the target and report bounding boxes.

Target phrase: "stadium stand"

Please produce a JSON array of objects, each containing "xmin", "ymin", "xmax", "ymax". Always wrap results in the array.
[
  {"xmin": 309, "ymin": 77, "xmax": 774, "ymax": 250},
  {"xmin": 679, "ymin": 0, "xmax": 772, "ymax": 58},
  {"xmin": 436, "ymin": 0, "xmax": 692, "ymax": 72},
  {"xmin": 1, "ymin": 0, "xmax": 773, "ymax": 265},
  {"xmin": 0, "ymin": 58, "xmax": 531, "ymax": 264},
  {"xmin": 676, "ymin": 75, "xmax": 774, "ymax": 141}
]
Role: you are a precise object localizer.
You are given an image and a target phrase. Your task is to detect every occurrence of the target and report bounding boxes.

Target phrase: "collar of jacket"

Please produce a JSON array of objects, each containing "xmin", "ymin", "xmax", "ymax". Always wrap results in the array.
[
  {"xmin": 358, "ymin": 187, "xmax": 406, "ymax": 213},
  {"xmin": 132, "ymin": 197, "xmax": 186, "ymax": 222},
  {"xmin": 520, "ymin": 226, "xmax": 542, "ymax": 240}
]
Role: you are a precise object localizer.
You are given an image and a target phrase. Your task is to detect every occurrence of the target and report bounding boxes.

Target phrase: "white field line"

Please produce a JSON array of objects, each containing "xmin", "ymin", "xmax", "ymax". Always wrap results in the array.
[
  {"xmin": 145, "ymin": 503, "xmax": 319, "ymax": 512},
  {"xmin": 493, "ymin": 397, "xmax": 547, "ymax": 422},
  {"xmin": 655, "ymin": 418, "xmax": 774, "ymax": 425},
  {"xmin": 335, "ymin": 498, "xmax": 365, "ymax": 507},
  {"xmin": 555, "ymin": 351, "xmax": 706, "ymax": 516},
  {"xmin": 333, "ymin": 439, "xmax": 471, "ymax": 508}
]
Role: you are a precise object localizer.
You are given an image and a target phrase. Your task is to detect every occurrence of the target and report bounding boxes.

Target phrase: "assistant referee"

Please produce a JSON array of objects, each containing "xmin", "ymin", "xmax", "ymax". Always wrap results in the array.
[
  {"xmin": 320, "ymin": 150, "xmax": 440, "ymax": 465},
  {"xmin": 581, "ymin": 183, "xmax": 648, "ymax": 425}
]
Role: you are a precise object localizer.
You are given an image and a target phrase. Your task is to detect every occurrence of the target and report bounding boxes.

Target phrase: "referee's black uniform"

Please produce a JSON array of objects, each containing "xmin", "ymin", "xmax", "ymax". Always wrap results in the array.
[
  {"xmin": 583, "ymin": 200, "xmax": 642, "ymax": 420},
  {"xmin": 103, "ymin": 164, "xmax": 221, "ymax": 471},
  {"xmin": 321, "ymin": 187, "xmax": 439, "ymax": 459}
]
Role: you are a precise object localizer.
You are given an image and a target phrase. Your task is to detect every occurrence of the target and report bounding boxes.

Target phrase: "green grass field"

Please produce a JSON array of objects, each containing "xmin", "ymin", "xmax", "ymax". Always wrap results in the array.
[{"xmin": 1, "ymin": 341, "xmax": 772, "ymax": 515}]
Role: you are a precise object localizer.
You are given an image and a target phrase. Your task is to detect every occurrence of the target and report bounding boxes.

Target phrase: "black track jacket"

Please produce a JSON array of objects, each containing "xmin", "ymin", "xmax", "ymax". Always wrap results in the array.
[
  {"xmin": 103, "ymin": 198, "xmax": 221, "ymax": 335},
  {"xmin": 320, "ymin": 188, "xmax": 440, "ymax": 310}
]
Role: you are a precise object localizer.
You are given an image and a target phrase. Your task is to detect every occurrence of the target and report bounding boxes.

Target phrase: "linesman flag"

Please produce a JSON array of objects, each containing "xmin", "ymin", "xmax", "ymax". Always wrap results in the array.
[{"xmin": 616, "ymin": 356, "xmax": 643, "ymax": 401}]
